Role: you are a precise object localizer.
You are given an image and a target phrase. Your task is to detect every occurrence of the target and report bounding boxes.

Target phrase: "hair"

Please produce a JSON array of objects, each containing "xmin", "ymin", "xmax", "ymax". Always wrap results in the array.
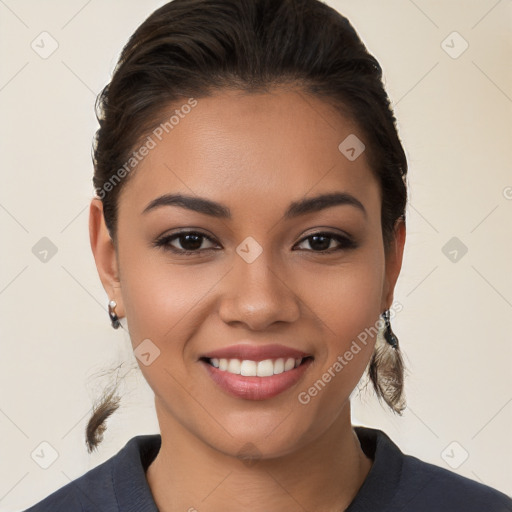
[{"xmin": 86, "ymin": 0, "xmax": 408, "ymax": 452}]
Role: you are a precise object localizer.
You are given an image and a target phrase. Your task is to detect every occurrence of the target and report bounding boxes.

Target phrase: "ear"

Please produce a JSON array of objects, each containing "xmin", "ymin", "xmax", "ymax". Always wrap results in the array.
[
  {"xmin": 89, "ymin": 198, "xmax": 125, "ymax": 319},
  {"xmin": 381, "ymin": 217, "xmax": 406, "ymax": 311}
]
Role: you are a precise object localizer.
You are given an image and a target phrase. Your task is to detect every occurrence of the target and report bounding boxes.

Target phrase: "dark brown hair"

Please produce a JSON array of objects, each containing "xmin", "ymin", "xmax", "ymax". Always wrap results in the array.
[{"xmin": 87, "ymin": 0, "xmax": 408, "ymax": 452}]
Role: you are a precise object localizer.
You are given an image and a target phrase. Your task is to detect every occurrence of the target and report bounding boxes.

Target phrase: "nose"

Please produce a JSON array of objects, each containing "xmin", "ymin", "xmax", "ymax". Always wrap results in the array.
[{"xmin": 218, "ymin": 252, "xmax": 301, "ymax": 331}]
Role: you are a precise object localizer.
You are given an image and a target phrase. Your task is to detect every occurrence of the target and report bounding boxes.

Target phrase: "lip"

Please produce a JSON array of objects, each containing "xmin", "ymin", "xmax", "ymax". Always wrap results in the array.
[
  {"xmin": 201, "ymin": 343, "xmax": 311, "ymax": 362},
  {"xmin": 201, "ymin": 357, "xmax": 314, "ymax": 400}
]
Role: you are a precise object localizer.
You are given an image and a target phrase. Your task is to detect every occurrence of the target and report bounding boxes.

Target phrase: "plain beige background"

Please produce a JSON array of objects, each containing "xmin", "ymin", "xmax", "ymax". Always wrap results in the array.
[{"xmin": 0, "ymin": 0, "xmax": 511, "ymax": 510}]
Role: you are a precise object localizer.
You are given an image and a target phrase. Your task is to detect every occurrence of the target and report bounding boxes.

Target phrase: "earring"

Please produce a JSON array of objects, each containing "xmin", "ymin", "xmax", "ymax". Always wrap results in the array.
[
  {"xmin": 108, "ymin": 299, "xmax": 121, "ymax": 329},
  {"xmin": 381, "ymin": 309, "xmax": 398, "ymax": 348},
  {"xmin": 369, "ymin": 309, "xmax": 406, "ymax": 414}
]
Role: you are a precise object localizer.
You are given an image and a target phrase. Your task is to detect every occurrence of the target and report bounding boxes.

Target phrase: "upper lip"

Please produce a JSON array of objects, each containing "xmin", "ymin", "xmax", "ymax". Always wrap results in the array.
[{"xmin": 201, "ymin": 343, "xmax": 312, "ymax": 362}]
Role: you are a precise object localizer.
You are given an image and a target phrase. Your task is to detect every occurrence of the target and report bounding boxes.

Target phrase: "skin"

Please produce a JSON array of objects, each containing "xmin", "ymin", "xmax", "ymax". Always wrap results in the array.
[{"xmin": 89, "ymin": 88, "xmax": 405, "ymax": 512}]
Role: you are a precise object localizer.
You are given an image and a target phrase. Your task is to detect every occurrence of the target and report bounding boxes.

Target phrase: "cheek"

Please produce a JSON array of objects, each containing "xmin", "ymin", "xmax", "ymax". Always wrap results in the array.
[
  {"xmin": 302, "ymin": 247, "xmax": 384, "ymax": 341},
  {"xmin": 296, "ymin": 288, "xmax": 380, "ymax": 437},
  {"xmin": 118, "ymin": 241, "xmax": 226, "ymax": 345}
]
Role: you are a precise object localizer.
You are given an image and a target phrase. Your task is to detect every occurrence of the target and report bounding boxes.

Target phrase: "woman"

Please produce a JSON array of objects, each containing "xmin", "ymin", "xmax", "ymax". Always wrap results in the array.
[{"xmin": 24, "ymin": 0, "xmax": 512, "ymax": 510}]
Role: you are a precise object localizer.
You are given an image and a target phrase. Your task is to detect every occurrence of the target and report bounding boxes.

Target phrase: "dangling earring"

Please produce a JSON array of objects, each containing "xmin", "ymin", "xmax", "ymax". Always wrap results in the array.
[
  {"xmin": 108, "ymin": 299, "xmax": 121, "ymax": 329},
  {"xmin": 382, "ymin": 309, "xmax": 398, "ymax": 348},
  {"xmin": 369, "ymin": 308, "xmax": 406, "ymax": 414}
]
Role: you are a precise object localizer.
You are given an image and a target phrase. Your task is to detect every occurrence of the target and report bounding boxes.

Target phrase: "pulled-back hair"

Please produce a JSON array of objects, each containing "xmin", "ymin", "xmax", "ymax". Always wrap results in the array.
[{"xmin": 87, "ymin": 0, "xmax": 408, "ymax": 452}]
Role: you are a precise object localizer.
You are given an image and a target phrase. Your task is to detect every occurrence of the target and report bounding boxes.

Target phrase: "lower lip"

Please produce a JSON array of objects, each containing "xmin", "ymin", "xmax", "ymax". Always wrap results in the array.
[{"xmin": 201, "ymin": 359, "xmax": 313, "ymax": 400}]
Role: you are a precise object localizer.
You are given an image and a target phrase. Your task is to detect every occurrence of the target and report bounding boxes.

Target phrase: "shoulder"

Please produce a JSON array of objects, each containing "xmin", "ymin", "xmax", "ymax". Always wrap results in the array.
[
  {"xmin": 22, "ymin": 434, "xmax": 161, "ymax": 512},
  {"xmin": 353, "ymin": 426, "xmax": 512, "ymax": 512},
  {"xmin": 398, "ymin": 451, "xmax": 512, "ymax": 511},
  {"xmin": 22, "ymin": 449, "xmax": 118, "ymax": 512}
]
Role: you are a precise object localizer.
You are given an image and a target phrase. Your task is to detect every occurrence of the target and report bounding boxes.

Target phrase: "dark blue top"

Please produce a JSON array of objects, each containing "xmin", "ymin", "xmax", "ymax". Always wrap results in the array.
[{"xmin": 23, "ymin": 426, "xmax": 512, "ymax": 511}]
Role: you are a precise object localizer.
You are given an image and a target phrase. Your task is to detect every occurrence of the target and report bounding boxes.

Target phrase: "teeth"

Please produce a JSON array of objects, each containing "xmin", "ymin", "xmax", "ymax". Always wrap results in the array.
[
  {"xmin": 210, "ymin": 356, "xmax": 304, "ymax": 376},
  {"xmin": 274, "ymin": 358, "xmax": 284, "ymax": 374},
  {"xmin": 284, "ymin": 358, "xmax": 295, "ymax": 371},
  {"xmin": 241, "ymin": 360, "xmax": 257, "ymax": 376},
  {"xmin": 257, "ymin": 360, "xmax": 274, "ymax": 377},
  {"xmin": 227, "ymin": 359, "xmax": 241, "ymax": 374}
]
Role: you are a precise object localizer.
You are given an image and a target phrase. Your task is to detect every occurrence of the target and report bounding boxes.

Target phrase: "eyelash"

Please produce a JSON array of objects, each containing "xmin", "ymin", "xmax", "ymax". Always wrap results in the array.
[{"xmin": 153, "ymin": 230, "xmax": 358, "ymax": 256}]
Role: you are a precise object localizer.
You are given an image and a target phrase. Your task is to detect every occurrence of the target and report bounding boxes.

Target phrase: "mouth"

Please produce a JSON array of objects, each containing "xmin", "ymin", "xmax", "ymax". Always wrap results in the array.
[{"xmin": 199, "ymin": 346, "xmax": 314, "ymax": 400}]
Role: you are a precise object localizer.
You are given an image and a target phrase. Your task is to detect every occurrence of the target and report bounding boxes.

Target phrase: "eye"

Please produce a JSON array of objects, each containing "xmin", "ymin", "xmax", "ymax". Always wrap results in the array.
[
  {"xmin": 294, "ymin": 232, "xmax": 357, "ymax": 253},
  {"xmin": 153, "ymin": 230, "xmax": 357, "ymax": 256},
  {"xmin": 154, "ymin": 231, "xmax": 220, "ymax": 255}
]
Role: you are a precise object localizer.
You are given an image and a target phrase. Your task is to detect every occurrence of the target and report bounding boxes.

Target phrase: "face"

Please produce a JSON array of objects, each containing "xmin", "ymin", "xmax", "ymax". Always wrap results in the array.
[{"xmin": 90, "ymin": 88, "xmax": 404, "ymax": 459}]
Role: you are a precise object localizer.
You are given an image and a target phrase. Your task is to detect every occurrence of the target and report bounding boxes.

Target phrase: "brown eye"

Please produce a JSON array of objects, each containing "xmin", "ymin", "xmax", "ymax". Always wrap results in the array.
[
  {"xmin": 154, "ymin": 231, "xmax": 219, "ymax": 254},
  {"xmin": 294, "ymin": 232, "xmax": 357, "ymax": 253}
]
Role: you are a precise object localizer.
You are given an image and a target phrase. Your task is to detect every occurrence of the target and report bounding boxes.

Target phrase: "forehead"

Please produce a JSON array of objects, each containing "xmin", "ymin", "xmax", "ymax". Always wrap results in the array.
[{"xmin": 118, "ymin": 88, "xmax": 380, "ymax": 222}]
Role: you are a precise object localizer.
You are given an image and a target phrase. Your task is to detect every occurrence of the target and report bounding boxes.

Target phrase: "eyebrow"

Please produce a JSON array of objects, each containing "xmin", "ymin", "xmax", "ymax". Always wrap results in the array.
[{"xmin": 142, "ymin": 191, "xmax": 367, "ymax": 219}]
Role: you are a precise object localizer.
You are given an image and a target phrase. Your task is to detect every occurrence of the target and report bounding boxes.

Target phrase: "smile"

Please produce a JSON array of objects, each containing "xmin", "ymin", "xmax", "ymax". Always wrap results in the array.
[{"xmin": 199, "ymin": 344, "xmax": 314, "ymax": 400}]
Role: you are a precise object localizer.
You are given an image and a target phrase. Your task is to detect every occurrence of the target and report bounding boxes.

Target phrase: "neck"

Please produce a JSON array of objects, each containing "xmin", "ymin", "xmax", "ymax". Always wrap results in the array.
[{"xmin": 146, "ymin": 403, "xmax": 372, "ymax": 512}]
